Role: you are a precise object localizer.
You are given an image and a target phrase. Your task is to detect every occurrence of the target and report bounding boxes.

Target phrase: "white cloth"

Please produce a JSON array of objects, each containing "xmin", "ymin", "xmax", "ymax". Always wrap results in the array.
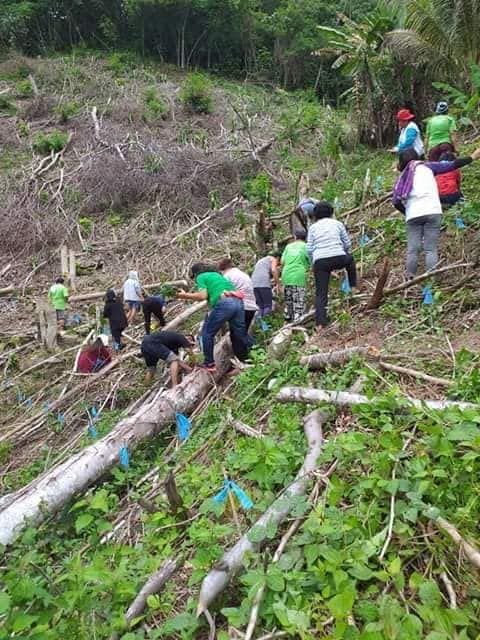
[
  {"xmin": 405, "ymin": 164, "xmax": 442, "ymax": 221},
  {"xmin": 307, "ymin": 218, "xmax": 351, "ymax": 263},
  {"xmin": 123, "ymin": 271, "xmax": 142, "ymax": 301},
  {"xmin": 223, "ymin": 267, "xmax": 257, "ymax": 311},
  {"xmin": 398, "ymin": 122, "xmax": 425, "ymax": 156}
]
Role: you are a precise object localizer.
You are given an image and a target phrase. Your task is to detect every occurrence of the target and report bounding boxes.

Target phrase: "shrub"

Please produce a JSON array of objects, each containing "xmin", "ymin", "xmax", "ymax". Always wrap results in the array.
[
  {"xmin": 143, "ymin": 86, "xmax": 168, "ymax": 122},
  {"xmin": 55, "ymin": 101, "xmax": 79, "ymax": 123},
  {"xmin": 144, "ymin": 154, "xmax": 163, "ymax": 174},
  {"xmin": 105, "ymin": 52, "xmax": 136, "ymax": 76},
  {"xmin": 0, "ymin": 94, "xmax": 15, "ymax": 115},
  {"xmin": 180, "ymin": 73, "xmax": 213, "ymax": 114},
  {"xmin": 15, "ymin": 79, "xmax": 33, "ymax": 98},
  {"xmin": 33, "ymin": 131, "xmax": 69, "ymax": 155}
]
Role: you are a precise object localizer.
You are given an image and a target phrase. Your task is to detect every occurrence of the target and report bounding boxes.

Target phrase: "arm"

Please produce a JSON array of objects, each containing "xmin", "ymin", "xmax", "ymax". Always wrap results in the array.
[
  {"xmin": 426, "ymin": 157, "xmax": 474, "ymax": 175},
  {"xmin": 456, "ymin": 170, "xmax": 461, "ymax": 190},
  {"xmin": 103, "ymin": 304, "xmax": 109, "ymax": 319},
  {"xmin": 271, "ymin": 258, "xmax": 280, "ymax": 289},
  {"xmin": 339, "ymin": 223, "xmax": 351, "ymax": 253},
  {"xmin": 306, "ymin": 229, "xmax": 314, "ymax": 263},
  {"xmin": 144, "ymin": 306, "xmax": 151, "ymax": 334},
  {"xmin": 154, "ymin": 307, "xmax": 166, "ymax": 327},
  {"xmin": 393, "ymin": 201, "xmax": 406, "ymax": 214},
  {"xmin": 177, "ymin": 289, "xmax": 208, "ymax": 302},
  {"xmin": 397, "ymin": 127, "xmax": 418, "ymax": 152}
]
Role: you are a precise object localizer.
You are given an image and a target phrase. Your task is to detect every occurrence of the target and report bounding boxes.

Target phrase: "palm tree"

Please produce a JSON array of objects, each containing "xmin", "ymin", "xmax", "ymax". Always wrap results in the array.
[{"xmin": 386, "ymin": 0, "xmax": 480, "ymax": 82}]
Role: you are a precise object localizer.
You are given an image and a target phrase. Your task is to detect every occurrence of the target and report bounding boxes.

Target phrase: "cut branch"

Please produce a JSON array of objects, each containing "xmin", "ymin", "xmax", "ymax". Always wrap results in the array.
[
  {"xmin": 378, "ymin": 361, "xmax": 453, "ymax": 388},
  {"xmin": 434, "ymin": 516, "xmax": 480, "ymax": 570},
  {"xmin": 365, "ymin": 258, "xmax": 390, "ymax": 310},
  {"xmin": 300, "ymin": 345, "xmax": 380, "ymax": 370}
]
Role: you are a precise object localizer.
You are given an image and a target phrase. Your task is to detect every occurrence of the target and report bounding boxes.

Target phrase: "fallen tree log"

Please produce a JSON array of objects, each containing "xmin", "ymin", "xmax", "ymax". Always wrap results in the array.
[
  {"xmin": 69, "ymin": 280, "xmax": 188, "ymax": 303},
  {"xmin": 300, "ymin": 345, "xmax": 380, "ymax": 369},
  {"xmin": 197, "ymin": 409, "xmax": 327, "ymax": 615},
  {"xmin": 0, "ymin": 337, "xmax": 232, "ymax": 548},
  {"xmin": 434, "ymin": 516, "xmax": 480, "ymax": 571},
  {"xmin": 277, "ymin": 386, "xmax": 478, "ymax": 412},
  {"xmin": 268, "ymin": 327, "xmax": 294, "ymax": 361}
]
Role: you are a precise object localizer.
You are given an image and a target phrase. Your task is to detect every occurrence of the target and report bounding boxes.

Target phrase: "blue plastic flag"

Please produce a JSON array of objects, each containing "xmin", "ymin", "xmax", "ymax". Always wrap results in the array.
[
  {"xmin": 341, "ymin": 277, "xmax": 352, "ymax": 294},
  {"xmin": 90, "ymin": 406, "xmax": 98, "ymax": 419},
  {"xmin": 374, "ymin": 175, "xmax": 384, "ymax": 195},
  {"xmin": 72, "ymin": 313, "xmax": 82, "ymax": 326},
  {"xmin": 25, "ymin": 397, "xmax": 33, "ymax": 408},
  {"xmin": 119, "ymin": 446, "xmax": 130, "ymax": 468},
  {"xmin": 423, "ymin": 285, "xmax": 434, "ymax": 305},
  {"xmin": 455, "ymin": 216, "xmax": 466, "ymax": 230},
  {"xmin": 43, "ymin": 401, "xmax": 51, "ymax": 413},
  {"xmin": 57, "ymin": 413, "xmax": 65, "ymax": 425},
  {"xmin": 255, "ymin": 316, "xmax": 270, "ymax": 331},
  {"xmin": 213, "ymin": 480, "xmax": 253, "ymax": 510},
  {"xmin": 359, "ymin": 234, "xmax": 371, "ymax": 248},
  {"xmin": 176, "ymin": 412, "xmax": 192, "ymax": 442},
  {"xmin": 16, "ymin": 390, "xmax": 25, "ymax": 402},
  {"xmin": 88, "ymin": 423, "xmax": 98, "ymax": 439}
]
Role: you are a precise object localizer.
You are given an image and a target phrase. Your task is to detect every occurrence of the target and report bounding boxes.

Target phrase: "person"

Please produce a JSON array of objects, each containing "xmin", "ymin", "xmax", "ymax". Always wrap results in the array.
[
  {"xmin": 425, "ymin": 101, "xmax": 457, "ymax": 161},
  {"xmin": 391, "ymin": 109, "xmax": 424, "ymax": 157},
  {"xmin": 298, "ymin": 197, "xmax": 319, "ymax": 218},
  {"xmin": 177, "ymin": 263, "xmax": 253, "ymax": 373},
  {"xmin": 143, "ymin": 295, "xmax": 166, "ymax": 334},
  {"xmin": 103, "ymin": 289, "xmax": 127, "ymax": 350},
  {"xmin": 77, "ymin": 335, "xmax": 111, "ymax": 374},
  {"xmin": 281, "ymin": 230, "xmax": 310, "ymax": 322},
  {"xmin": 141, "ymin": 330, "xmax": 194, "ymax": 386},
  {"xmin": 48, "ymin": 277, "xmax": 69, "ymax": 330},
  {"xmin": 306, "ymin": 201, "xmax": 357, "ymax": 331},
  {"xmin": 436, "ymin": 151, "xmax": 463, "ymax": 207},
  {"xmin": 218, "ymin": 257, "xmax": 257, "ymax": 330},
  {"xmin": 392, "ymin": 147, "xmax": 480, "ymax": 276},
  {"xmin": 123, "ymin": 271, "xmax": 143, "ymax": 324},
  {"xmin": 251, "ymin": 252, "xmax": 282, "ymax": 317}
]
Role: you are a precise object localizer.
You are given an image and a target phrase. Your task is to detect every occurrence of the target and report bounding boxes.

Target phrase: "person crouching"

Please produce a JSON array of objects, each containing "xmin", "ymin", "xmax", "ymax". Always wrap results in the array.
[
  {"xmin": 141, "ymin": 330, "xmax": 194, "ymax": 386},
  {"xmin": 77, "ymin": 335, "xmax": 112, "ymax": 374}
]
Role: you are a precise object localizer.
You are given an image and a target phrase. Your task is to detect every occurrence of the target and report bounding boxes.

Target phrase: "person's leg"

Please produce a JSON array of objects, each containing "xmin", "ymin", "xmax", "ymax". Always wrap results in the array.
[
  {"xmin": 228, "ymin": 299, "xmax": 252, "ymax": 362},
  {"xmin": 201, "ymin": 301, "xmax": 230, "ymax": 367},
  {"xmin": 293, "ymin": 286, "xmax": 306, "ymax": 321},
  {"xmin": 284, "ymin": 285, "xmax": 293, "ymax": 321},
  {"xmin": 423, "ymin": 215, "xmax": 442, "ymax": 272},
  {"xmin": 244, "ymin": 309, "xmax": 256, "ymax": 331},
  {"xmin": 142, "ymin": 347, "xmax": 159, "ymax": 382},
  {"xmin": 313, "ymin": 259, "xmax": 332, "ymax": 327},
  {"xmin": 339, "ymin": 254, "xmax": 358, "ymax": 288},
  {"xmin": 406, "ymin": 218, "xmax": 424, "ymax": 277},
  {"xmin": 111, "ymin": 328, "xmax": 122, "ymax": 350},
  {"xmin": 254, "ymin": 288, "xmax": 265, "ymax": 316},
  {"xmin": 56, "ymin": 310, "xmax": 65, "ymax": 330}
]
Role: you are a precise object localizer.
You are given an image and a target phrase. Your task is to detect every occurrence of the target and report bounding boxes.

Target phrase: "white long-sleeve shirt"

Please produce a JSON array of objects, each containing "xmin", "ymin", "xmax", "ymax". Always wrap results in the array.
[{"xmin": 307, "ymin": 218, "xmax": 351, "ymax": 263}]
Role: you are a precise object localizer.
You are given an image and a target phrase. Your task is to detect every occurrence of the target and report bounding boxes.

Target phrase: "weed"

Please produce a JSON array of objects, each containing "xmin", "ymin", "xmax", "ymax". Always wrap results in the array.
[
  {"xmin": 142, "ymin": 86, "xmax": 168, "ymax": 122},
  {"xmin": 78, "ymin": 217, "xmax": 93, "ymax": 234},
  {"xmin": 105, "ymin": 52, "xmax": 137, "ymax": 76},
  {"xmin": 143, "ymin": 154, "xmax": 163, "ymax": 174},
  {"xmin": 0, "ymin": 94, "xmax": 15, "ymax": 115},
  {"xmin": 14, "ymin": 79, "xmax": 33, "ymax": 98},
  {"xmin": 180, "ymin": 72, "xmax": 213, "ymax": 114},
  {"xmin": 55, "ymin": 101, "xmax": 79, "ymax": 123},
  {"xmin": 107, "ymin": 213, "xmax": 122, "ymax": 227},
  {"xmin": 33, "ymin": 130, "xmax": 68, "ymax": 155}
]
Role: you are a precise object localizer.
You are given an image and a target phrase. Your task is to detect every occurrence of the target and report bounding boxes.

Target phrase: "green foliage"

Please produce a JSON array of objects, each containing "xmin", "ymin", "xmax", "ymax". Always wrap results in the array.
[
  {"xmin": 433, "ymin": 64, "xmax": 480, "ymax": 128},
  {"xmin": 243, "ymin": 173, "xmax": 272, "ymax": 208},
  {"xmin": 142, "ymin": 85, "xmax": 168, "ymax": 122},
  {"xmin": 105, "ymin": 52, "xmax": 137, "ymax": 76},
  {"xmin": 33, "ymin": 130, "xmax": 68, "ymax": 155},
  {"xmin": 0, "ymin": 94, "xmax": 15, "ymax": 115},
  {"xmin": 55, "ymin": 100, "xmax": 80, "ymax": 123},
  {"xmin": 143, "ymin": 154, "xmax": 163, "ymax": 174},
  {"xmin": 14, "ymin": 78, "xmax": 32, "ymax": 98},
  {"xmin": 180, "ymin": 73, "xmax": 213, "ymax": 114},
  {"xmin": 78, "ymin": 216, "xmax": 93, "ymax": 234}
]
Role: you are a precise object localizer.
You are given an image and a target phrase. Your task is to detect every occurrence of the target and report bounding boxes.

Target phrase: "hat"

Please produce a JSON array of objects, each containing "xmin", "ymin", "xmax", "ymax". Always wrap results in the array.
[
  {"xmin": 396, "ymin": 109, "xmax": 415, "ymax": 121},
  {"xmin": 436, "ymin": 101, "xmax": 448, "ymax": 115},
  {"xmin": 97, "ymin": 334, "xmax": 109, "ymax": 347}
]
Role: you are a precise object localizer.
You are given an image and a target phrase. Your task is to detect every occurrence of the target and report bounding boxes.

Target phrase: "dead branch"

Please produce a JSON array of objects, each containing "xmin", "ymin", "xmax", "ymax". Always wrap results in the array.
[
  {"xmin": 300, "ymin": 345, "xmax": 380, "ymax": 369},
  {"xmin": 434, "ymin": 516, "xmax": 480, "ymax": 570},
  {"xmin": 383, "ymin": 262, "xmax": 475, "ymax": 298},
  {"xmin": 378, "ymin": 361, "xmax": 453, "ymax": 388}
]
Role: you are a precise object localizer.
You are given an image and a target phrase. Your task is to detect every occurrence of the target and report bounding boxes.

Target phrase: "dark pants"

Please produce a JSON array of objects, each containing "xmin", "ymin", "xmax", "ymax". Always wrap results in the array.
[
  {"xmin": 111, "ymin": 328, "xmax": 124, "ymax": 346},
  {"xmin": 202, "ymin": 298, "xmax": 253, "ymax": 366},
  {"xmin": 440, "ymin": 192, "xmax": 463, "ymax": 207},
  {"xmin": 313, "ymin": 255, "xmax": 357, "ymax": 327},
  {"xmin": 428, "ymin": 142, "xmax": 454, "ymax": 161},
  {"xmin": 245, "ymin": 309, "xmax": 256, "ymax": 331},
  {"xmin": 141, "ymin": 343, "xmax": 173, "ymax": 368},
  {"xmin": 254, "ymin": 287, "xmax": 273, "ymax": 316}
]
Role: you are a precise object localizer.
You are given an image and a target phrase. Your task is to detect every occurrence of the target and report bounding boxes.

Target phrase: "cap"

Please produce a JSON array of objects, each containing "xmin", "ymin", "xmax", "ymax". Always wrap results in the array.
[
  {"xmin": 436, "ymin": 101, "xmax": 448, "ymax": 114},
  {"xmin": 396, "ymin": 109, "xmax": 415, "ymax": 121}
]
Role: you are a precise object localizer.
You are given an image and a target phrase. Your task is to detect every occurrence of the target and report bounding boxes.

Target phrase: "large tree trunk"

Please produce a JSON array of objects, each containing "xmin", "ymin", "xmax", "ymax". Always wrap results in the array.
[{"xmin": 0, "ymin": 337, "xmax": 232, "ymax": 549}]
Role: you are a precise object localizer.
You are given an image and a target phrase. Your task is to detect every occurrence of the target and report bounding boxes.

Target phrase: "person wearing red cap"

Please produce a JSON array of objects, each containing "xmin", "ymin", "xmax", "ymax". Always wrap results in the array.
[{"xmin": 391, "ymin": 108, "xmax": 424, "ymax": 157}]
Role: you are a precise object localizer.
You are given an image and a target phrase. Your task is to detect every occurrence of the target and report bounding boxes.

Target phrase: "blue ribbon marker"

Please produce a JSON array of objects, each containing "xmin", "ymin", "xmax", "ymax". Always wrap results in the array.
[
  {"xmin": 25, "ymin": 397, "xmax": 33, "ymax": 408},
  {"xmin": 88, "ymin": 423, "xmax": 98, "ymax": 439},
  {"xmin": 43, "ymin": 401, "xmax": 51, "ymax": 413},
  {"xmin": 341, "ymin": 277, "xmax": 352, "ymax": 294},
  {"xmin": 374, "ymin": 175, "xmax": 384, "ymax": 195},
  {"xmin": 359, "ymin": 234, "xmax": 371, "ymax": 248},
  {"xmin": 423, "ymin": 285, "xmax": 434, "ymax": 305},
  {"xmin": 57, "ymin": 413, "xmax": 65, "ymax": 425},
  {"xmin": 176, "ymin": 412, "xmax": 192, "ymax": 442},
  {"xmin": 455, "ymin": 216, "xmax": 466, "ymax": 230},
  {"xmin": 16, "ymin": 390, "xmax": 25, "ymax": 402},
  {"xmin": 90, "ymin": 406, "xmax": 98, "ymax": 420},
  {"xmin": 119, "ymin": 446, "xmax": 130, "ymax": 468},
  {"xmin": 214, "ymin": 479, "xmax": 253, "ymax": 510}
]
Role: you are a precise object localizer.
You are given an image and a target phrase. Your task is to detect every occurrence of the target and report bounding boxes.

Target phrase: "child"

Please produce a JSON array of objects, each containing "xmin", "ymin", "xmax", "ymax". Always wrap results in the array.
[
  {"xmin": 251, "ymin": 252, "xmax": 282, "ymax": 317},
  {"xmin": 436, "ymin": 151, "xmax": 463, "ymax": 207},
  {"xmin": 141, "ymin": 330, "xmax": 194, "ymax": 386},
  {"xmin": 281, "ymin": 230, "xmax": 310, "ymax": 322},
  {"xmin": 103, "ymin": 289, "xmax": 127, "ymax": 350},
  {"xmin": 48, "ymin": 277, "xmax": 69, "ymax": 330},
  {"xmin": 123, "ymin": 271, "xmax": 143, "ymax": 324},
  {"xmin": 177, "ymin": 263, "xmax": 253, "ymax": 373}
]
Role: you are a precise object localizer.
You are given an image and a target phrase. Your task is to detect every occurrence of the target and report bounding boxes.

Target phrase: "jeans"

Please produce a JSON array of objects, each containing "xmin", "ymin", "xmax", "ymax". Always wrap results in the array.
[
  {"xmin": 202, "ymin": 298, "xmax": 253, "ymax": 366},
  {"xmin": 406, "ymin": 214, "xmax": 442, "ymax": 276},
  {"xmin": 244, "ymin": 309, "xmax": 256, "ymax": 331},
  {"xmin": 254, "ymin": 287, "xmax": 273, "ymax": 316},
  {"xmin": 313, "ymin": 254, "xmax": 357, "ymax": 327}
]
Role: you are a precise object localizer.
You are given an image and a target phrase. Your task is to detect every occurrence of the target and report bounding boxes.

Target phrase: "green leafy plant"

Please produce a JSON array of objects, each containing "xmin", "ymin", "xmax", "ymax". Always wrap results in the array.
[
  {"xmin": 15, "ymin": 78, "xmax": 33, "ymax": 98},
  {"xmin": 143, "ymin": 153, "xmax": 163, "ymax": 174},
  {"xmin": 142, "ymin": 86, "xmax": 168, "ymax": 122},
  {"xmin": 180, "ymin": 73, "xmax": 213, "ymax": 114},
  {"xmin": 33, "ymin": 130, "xmax": 68, "ymax": 155},
  {"xmin": 433, "ymin": 64, "xmax": 480, "ymax": 129},
  {"xmin": 55, "ymin": 100, "xmax": 79, "ymax": 123}
]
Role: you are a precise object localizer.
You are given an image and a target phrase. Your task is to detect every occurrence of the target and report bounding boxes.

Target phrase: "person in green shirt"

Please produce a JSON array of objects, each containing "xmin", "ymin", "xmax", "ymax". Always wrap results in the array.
[
  {"xmin": 281, "ymin": 230, "xmax": 310, "ymax": 322},
  {"xmin": 426, "ymin": 101, "xmax": 457, "ymax": 161},
  {"xmin": 48, "ymin": 277, "xmax": 69, "ymax": 329},
  {"xmin": 177, "ymin": 263, "xmax": 253, "ymax": 373}
]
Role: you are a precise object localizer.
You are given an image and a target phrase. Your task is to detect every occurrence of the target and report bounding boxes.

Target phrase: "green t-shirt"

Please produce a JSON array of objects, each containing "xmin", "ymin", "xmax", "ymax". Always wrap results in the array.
[
  {"xmin": 48, "ymin": 283, "xmax": 69, "ymax": 310},
  {"xmin": 196, "ymin": 272, "xmax": 235, "ymax": 307},
  {"xmin": 281, "ymin": 241, "xmax": 310, "ymax": 287},
  {"xmin": 426, "ymin": 115, "xmax": 456, "ymax": 149}
]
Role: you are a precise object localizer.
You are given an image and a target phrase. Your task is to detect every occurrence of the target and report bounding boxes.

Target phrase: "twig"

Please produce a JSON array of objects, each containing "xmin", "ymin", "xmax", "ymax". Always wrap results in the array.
[
  {"xmin": 434, "ymin": 516, "xmax": 480, "ymax": 570},
  {"xmin": 440, "ymin": 571, "xmax": 457, "ymax": 609},
  {"xmin": 378, "ymin": 361, "xmax": 453, "ymax": 388}
]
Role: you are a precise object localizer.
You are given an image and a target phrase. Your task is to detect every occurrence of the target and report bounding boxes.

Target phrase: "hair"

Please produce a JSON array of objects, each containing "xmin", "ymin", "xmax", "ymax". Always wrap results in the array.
[
  {"xmin": 398, "ymin": 148, "xmax": 420, "ymax": 172},
  {"xmin": 294, "ymin": 229, "xmax": 307, "ymax": 241},
  {"xmin": 439, "ymin": 151, "xmax": 456, "ymax": 162},
  {"xmin": 270, "ymin": 250, "xmax": 282, "ymax": 259},
  {"xmin": 218, "ymin": 257, "xmax": 233, "ymax": 272},
  {"xmin": 105, "ymin": 288, "xmax": 116, "ymax": 302},
  {"xmin": 312, "ymin": 201, "xmax": 334, "ymax": 220},
  {"xmin": 190, "ymin": 262, "xmax": 218, "ymax": 279},
  {"xmin": 55, "ymin": 276, "xmax": 65, "ymax": 284}
]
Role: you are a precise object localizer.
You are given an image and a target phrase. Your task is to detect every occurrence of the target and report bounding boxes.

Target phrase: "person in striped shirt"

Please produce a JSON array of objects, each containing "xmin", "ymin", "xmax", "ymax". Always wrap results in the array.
[{"xmin": 306, "ymin": 201, "xmax": 357, "ymax": 331}]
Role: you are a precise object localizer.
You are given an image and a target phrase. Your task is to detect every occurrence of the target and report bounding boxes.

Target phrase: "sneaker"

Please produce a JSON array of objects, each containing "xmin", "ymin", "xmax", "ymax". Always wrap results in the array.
[{"xmin": 197, "ymin": 362, "xmax": 217, "ymax": 373}]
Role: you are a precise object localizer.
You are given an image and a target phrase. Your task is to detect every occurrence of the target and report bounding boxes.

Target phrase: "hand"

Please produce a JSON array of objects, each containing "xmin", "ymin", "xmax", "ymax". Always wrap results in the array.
[
  {"xmin": 471, "ymin": 147, "xmax": 480, "ymax": 161},
  {"xmin": 177, "ymin": 289, "xmax": 187, "ymax": 299}
]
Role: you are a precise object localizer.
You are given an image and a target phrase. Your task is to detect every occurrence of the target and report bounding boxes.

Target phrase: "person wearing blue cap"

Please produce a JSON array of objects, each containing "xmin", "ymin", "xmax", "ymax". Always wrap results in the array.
[{"xmin": 426, "ymin": 101, "xmax": 457, "ymax": 161}]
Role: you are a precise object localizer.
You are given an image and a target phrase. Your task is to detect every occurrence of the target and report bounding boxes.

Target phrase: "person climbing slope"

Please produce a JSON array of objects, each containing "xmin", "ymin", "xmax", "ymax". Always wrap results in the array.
[
  {"xmin": 77, "ymin": 335, "xmax": 111, "ymax": 374},
  {"xmin": 307, "ymin": 201, "xmax": 357, "ymax": 331},
  {"xmin": 177, "ymin": 263, "xmax": 253, "ymax": 373},
  {"xmin": 218, "ymin": 258, "xmax": 257, "ymax": 330},
  {"xmin": 48, "ymin": 276, "xmax": 69, "ymax": 330},
  {"xmin": 436, "ymin": 151, "xmax": 464, "ymax": 207},
  {"xmin": 391, "ymin": 109, "xmax": 424, "ymax": 157},
  {"xmin": 251, "ymin": 252, "xmax": 282, "ymax": 317},
  {"xmin": 123, "ymin": 270, "xmax": 143, "ymax": 325},
  {"xmin": 281, "ymin": 230, "xmax": 310, "ymax": 322},
  {"xmin": 103, "ymin": 289, "xmax": 127, "ymax": 351},
  {"xmin": 141, "ymin": 330, "xmax": 194, "ymax": 386},
  {"xmin": 143, "ymin": 295, "xmax": 167, "ymax": 334},
  {"xmin": 392, "ymin": 147, "xmax": 480, "ymax": 277},
  {"xmin": 425, "ymin": 101, "xmax": 457, "ymax": 161}
]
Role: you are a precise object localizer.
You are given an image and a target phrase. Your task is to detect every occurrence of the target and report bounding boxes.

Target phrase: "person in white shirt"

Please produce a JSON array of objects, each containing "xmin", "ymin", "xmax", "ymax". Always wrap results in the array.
[
  {"xmin": 391, "ymin": 108, "xmax": 425, "ymax": 157},
  {"xmin": 122, "ymin": 270, "xmax": 143, "ymax": 324},
  {"xmin": 218, "ymin": 257, "xmax": 257, "ymax": 330}
]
